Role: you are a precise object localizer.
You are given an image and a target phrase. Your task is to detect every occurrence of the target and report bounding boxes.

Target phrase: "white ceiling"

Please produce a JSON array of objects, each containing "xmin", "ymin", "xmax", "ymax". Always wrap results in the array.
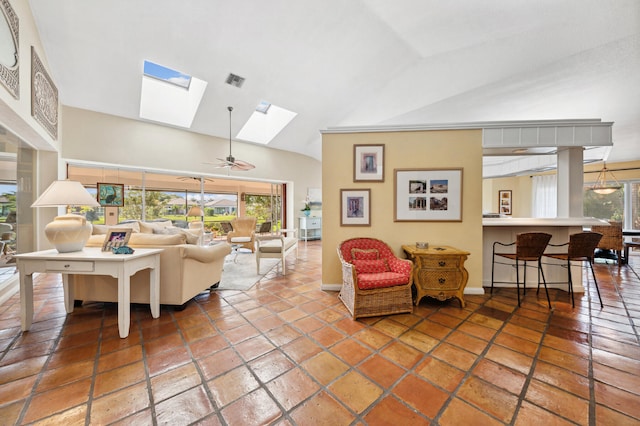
[{"xmin": 28, "ymin": 0, "xmax": 640, "ymax": 177}]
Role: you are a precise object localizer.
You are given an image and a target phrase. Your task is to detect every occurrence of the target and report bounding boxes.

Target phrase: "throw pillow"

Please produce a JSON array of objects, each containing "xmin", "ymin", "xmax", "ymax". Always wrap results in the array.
[
  {"xmin": 352, "ymin": 259, "xmax": 389, "ymax": 274},
  {"xmin": 153, "ymin": 226, "xmax": 199, "ymax": 244},
  {"xmin": 351, "ymin": 248, "xmax": 379, "ymax": 260}
]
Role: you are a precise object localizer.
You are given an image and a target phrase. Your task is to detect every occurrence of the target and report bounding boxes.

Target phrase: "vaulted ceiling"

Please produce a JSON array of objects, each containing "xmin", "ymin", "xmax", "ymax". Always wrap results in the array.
[{"xmin": 29, "ymin": 0, "xmax": 640, "ymax": 176}]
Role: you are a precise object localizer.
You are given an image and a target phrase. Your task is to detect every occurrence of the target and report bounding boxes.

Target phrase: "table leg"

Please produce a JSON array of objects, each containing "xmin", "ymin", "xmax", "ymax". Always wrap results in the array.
[
  {"xmin": 19, "ymin": 272, "xmax": 34, "ymax": 331},
  {"xmin": 149, "ymin": 259, "xmax": 160, "ymax": 319},
  {"xmin": 117, "ymin": 272, "xmax": 131, "ymax": 338},
  {"xmin": 62, "ymin": 274, "xmax": 75, "ymax": 313}
]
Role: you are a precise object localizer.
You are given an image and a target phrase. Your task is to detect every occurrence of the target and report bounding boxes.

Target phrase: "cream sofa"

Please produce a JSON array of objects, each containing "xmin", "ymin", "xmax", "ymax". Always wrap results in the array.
[{"xmin": 70, "ymin": 221, "xmax": 231, "ymax": 307}]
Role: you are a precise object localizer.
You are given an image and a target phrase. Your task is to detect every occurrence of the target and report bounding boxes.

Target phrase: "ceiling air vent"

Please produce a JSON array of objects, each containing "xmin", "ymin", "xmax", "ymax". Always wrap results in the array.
[{"xmin": 225, "ymin": 73, "xmax": 245, "ymax": 88}]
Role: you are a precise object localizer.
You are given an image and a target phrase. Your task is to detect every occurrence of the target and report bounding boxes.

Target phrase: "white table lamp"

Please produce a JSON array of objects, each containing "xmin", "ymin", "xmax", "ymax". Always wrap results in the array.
[{"xmin": 31, "ymin": 180, "xmax": 100, "ymax": 252}]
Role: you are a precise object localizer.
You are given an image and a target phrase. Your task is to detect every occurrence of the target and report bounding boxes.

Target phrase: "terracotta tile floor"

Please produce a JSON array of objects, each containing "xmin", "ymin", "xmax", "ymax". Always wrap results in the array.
[{"xmin": 0, "ymin": 242, "xmax": 639, "ymax": 425}]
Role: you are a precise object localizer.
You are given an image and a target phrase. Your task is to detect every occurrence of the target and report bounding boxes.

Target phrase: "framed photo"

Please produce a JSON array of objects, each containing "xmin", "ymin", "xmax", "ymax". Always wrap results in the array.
[
  {"xmin": 394, "ymin": 168, "xmax": 463, "ymax": 222},
  {"xmin": 499, "ymin": 190, "xmax": 512, "ymax": 215},
  {"xmin": 341, "ymin": 189, "xmax": 371, "ymax": 226},
  {"xmin": 97, "ymin": 183, "xmax": 124, "ymax": 207},
  {"xmin": 102, "ymin": 228, "xmax": 132, "ymax": 251},
  {"xmin": 354, "ymin": 144, "xmax": 384, "ymax": 182}
]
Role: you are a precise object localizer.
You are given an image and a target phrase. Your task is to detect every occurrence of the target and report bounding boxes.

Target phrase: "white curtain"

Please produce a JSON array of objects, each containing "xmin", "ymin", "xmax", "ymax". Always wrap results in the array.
[{"xmin": 532, "ymin": 175, "xmax": 557, "ymax": 218}]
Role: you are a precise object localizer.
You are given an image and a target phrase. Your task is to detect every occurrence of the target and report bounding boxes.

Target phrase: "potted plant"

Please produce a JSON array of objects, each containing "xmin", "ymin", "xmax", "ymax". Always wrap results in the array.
[{"xmin": 301, "ymin": 198, "xmax": 311, "ymax": 217}]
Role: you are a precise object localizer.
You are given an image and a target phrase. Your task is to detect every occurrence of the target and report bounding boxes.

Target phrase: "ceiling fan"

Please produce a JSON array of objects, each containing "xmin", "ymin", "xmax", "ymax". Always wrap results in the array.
[
  {"xmin": 177, "ymin": 176, "xmax": 215, "ymax": 183},
  {"xmin": 209, "ymin": 106, "xmax": 255, "ymax": 171}
]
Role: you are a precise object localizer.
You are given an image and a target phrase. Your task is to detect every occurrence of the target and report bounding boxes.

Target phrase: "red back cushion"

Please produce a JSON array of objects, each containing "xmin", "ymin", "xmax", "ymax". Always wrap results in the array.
[
  {"xmin": 351, "ymin": 248, "xmax": 379, "ymax": 260},
  {"xmin": 352, "ymin": 259, "xmax": 389, "ymax": 274}
]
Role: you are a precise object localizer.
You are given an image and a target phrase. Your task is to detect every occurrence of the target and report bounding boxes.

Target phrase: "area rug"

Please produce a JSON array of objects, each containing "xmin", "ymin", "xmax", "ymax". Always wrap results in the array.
[{"xmin": 215, "ymin": 249, "xmax": 280, "ymax": 290}]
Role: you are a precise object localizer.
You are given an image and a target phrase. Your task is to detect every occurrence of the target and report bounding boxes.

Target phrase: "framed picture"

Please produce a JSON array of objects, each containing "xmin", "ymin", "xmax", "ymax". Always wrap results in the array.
[
  {"xmin": 354, "ymin": 144, "xmax": 384, "ymax": 182},
  {"xmin": 341, "ymin": 189, "xmax": 371, "ymax": 226},
  {"xmin": 102, "ymin": 228, "xmax": 132, "ymax": 251},
  {"xmin": 97, "ymin": 183, "xmax": 124, "ymax": 207},
  {"xmin": 499, "ymin": 190, "xmax": 512, "ymax": 215},
  {"xmin": 394, "ymin": 168, "xmax": 463, "ymax": 222}
]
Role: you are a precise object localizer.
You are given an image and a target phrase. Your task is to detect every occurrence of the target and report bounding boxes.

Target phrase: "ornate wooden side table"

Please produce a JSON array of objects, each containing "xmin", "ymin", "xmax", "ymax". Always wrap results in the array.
[{"xmin": 402, "ymin": 245, "xmax": 470, "ymax": 308}]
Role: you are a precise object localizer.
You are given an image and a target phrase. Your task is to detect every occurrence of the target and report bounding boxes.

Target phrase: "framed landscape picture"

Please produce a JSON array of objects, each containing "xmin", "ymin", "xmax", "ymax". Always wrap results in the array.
[
  {"xmin": 97, "ymin": 183, "xmax": 124, "ymax": 207},
  {"xmin": 394, "ymin": 168, "xmax": 463, "ymax": 222},
  {"xmin": 341, "ymin": 189, "xmax": 371, "ymax": 226},
  {"xmin": 354, "ymin": 144, "xmax": 384, "ymax": 182}
]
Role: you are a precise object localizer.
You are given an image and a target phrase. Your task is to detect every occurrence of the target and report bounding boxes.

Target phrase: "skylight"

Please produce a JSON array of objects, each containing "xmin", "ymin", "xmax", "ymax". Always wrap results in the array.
[
  {"xmin": 139, "ymin": 60, "xmax": 207, "ymax": 128},
  {"xmin": 236, "ymin": 102, "xmax": 297, "ymax": 145}
]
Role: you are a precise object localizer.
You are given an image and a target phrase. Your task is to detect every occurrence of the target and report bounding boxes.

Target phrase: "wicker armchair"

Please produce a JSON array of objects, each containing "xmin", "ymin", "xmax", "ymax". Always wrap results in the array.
[
  {"xmin": 591, "ymin": 221, "xmax": 623, "ymax": 268},
  {"xmin": 227, "ymin": 217, "xmax": 257, "ymax": 252},
  {"xmin": 337, "ymin": 238, "xmax": 413, "ymax": 319}
]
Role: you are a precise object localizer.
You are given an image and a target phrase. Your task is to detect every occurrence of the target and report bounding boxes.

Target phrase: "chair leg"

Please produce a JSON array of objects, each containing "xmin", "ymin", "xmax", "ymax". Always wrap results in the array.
[
  {"xmin": 588, "ymin": 259, "xmax": 603, "ymax": 308},
  {"xmin": 566, "ymin": 259, "xmax": 574, "ymax": 308},
  {"xmin": 522, "ymin": 260, "xmax": 527, "ymax": 296},
  {"xmin": 516, "ymin": 259, "xmax": 521, "ymax": 307},
  {"xmin": 537, "ymin": 258, "xmax": 551, "ymax": 309},
  {"xmin": 491, "ymin": 252, "xmax": 495, "ymax": 295}
]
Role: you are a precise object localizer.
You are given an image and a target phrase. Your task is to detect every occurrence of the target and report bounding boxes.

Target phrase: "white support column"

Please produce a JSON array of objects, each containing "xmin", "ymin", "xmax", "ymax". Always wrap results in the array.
[{"xmin": 556, "ymin": 147, "xmax": 584, "ymax": 218}]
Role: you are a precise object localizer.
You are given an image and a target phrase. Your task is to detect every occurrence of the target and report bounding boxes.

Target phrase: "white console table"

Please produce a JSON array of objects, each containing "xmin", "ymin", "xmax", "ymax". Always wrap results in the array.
[
  {"xmin": 15, "ymin": 247, "xmax": 162, "ymax": 338},
  {"xmin": 299, "ymin": 216, "xmax": 321, "ymax": 241}
]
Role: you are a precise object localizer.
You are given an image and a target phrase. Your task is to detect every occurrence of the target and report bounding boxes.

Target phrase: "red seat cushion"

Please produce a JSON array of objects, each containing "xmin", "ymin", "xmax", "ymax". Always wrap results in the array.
[{"xmin": 357, "ymin": 272, "xmax": 409, "ymax": 290}]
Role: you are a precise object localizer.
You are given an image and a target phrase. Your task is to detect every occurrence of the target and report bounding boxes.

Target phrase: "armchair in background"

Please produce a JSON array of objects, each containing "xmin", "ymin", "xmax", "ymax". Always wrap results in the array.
[
  {"xmin": 591, "ymin": 221, "xmax": 623, "ymax": 268},
  {"xmin": 227, "ymin": 217, "xmax": 257, "ymax": 252}
]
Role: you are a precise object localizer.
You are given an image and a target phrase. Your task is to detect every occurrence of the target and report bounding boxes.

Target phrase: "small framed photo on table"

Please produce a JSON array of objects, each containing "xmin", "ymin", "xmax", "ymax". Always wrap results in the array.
[
  {"xmin": 341, "ymin": 189, "xmax": 371, "ymax": 226},
  {"xmin": 102, "ymin": 228, "xmax": 132, "ymax": 251},
  {"xmin": 354, "ymin": 144, "xmax": 384, "ymax": 182}
]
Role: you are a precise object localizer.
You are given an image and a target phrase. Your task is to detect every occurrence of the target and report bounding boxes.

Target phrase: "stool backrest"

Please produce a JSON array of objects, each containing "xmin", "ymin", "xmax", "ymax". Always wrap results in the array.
[
  {"xmin": 568, "ymin": 232, "xmax": 603, "ymax": 259},
  {"xmin": 516, "ymin": 232, "xmax": 552, "ymax": 258}
]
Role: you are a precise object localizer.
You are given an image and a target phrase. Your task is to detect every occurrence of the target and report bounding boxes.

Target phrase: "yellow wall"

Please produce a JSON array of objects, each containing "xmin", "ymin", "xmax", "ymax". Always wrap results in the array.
[
  {"xmin": 483, "ymin": 175, "xmax": 532, "ymax": 217},
  {"xmin": 321, "ymin": 129, "xmax": 484, "ymax": 293},
  {"xmin": 482, "ymin": 160, "xmax": 640, "ymax": 217}
]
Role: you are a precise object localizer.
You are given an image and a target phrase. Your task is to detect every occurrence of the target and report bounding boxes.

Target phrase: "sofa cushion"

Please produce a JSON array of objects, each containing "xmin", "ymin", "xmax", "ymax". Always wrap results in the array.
[
  {"xmin": 352, "ymin": 259, "xmax": 389, "ymax": 274},
  {"xmin": 357, "ymin": 272, "xmax": 409, "ymax": 290},
  {"xmin": 139, "ymin": 220, "xmax": 173, "ymax": 233},
  {"xmin": 92, "ymin": 222, "xmax": 141, "ymax": 235},
  {"xmin": 153, "ymin": 226, "xmax": 199, "ymax": 245},
  {"xmin": 351, "ymin": 248, "xmax": 379, "ymax": 260}
]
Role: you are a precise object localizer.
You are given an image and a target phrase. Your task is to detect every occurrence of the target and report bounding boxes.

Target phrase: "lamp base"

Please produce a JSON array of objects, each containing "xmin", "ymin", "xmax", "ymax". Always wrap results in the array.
[{"xmin": 44, "ymin": 214, "xmax": 92, "ymax": 252}]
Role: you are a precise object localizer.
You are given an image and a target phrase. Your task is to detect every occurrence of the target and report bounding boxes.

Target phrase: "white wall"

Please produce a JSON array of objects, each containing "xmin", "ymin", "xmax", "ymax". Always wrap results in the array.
[{"xmin": 60, "ymin": 106, "xmax": 322, "ymax": 228}]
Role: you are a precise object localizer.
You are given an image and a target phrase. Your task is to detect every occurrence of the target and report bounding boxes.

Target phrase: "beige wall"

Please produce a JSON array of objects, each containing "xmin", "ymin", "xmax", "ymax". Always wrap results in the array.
[
  {"xmin": 60, "ymin": 106, "xmax": 322, "ymax": 226},
  {"xmin": 483, "ymin": 175, "xmax": 532, "ymax": 217},
  {"xmin": 0, "ymin": 1, "xmax": 59, "ymax": 153},
  {"xmin": 321, "ymin": 129, "xmax": 484, "ymax": 293},
  {"xmin": 482, "ymin": 160, "xmax": 640, "ymax": 218}
]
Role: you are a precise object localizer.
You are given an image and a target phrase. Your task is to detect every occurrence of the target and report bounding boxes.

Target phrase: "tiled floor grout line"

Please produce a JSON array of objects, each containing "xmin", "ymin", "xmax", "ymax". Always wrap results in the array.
[
  {"xmin": 82, "ymin": 307, "xmax": 107, "ymax": 426},
  {"xmin": 587, "ymin": 274, "xmax": 598, "ymax": 426},
  {"xmin": 14, "ymin": 296, "xmax": 70, "ymax": 425}
]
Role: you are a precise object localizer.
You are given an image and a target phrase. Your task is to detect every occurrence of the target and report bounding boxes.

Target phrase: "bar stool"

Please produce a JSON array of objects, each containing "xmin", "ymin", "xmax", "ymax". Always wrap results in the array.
[
  {"xmin": 491, "ymin": 232, "xmax": 552, "ymax": 307},
  {"xmin": 542, "ymin": 232, "xmax": 603, "ymax": 308}
]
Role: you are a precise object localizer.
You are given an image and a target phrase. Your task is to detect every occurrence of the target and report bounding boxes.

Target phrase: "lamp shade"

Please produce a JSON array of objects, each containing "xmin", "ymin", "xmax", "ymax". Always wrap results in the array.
[
  {"xmin": 590, "ymin": 163, "xmax": 622, "ymax": 195},
  {"xmin": 31, "ymin": 180, "xmax": 99, "ymax": 252},
  {"xmin": 187, "ymin": 206, "xmax": 203, "ymax": 217},
  {"xmin": 32, "ymin": 180, "xmax": 100, "ymax": 207}
]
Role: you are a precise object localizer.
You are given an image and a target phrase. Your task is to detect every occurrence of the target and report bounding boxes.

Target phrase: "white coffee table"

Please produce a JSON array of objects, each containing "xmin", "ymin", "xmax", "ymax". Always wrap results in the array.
[{"xmin": 15, "ymin": 247, "xmax": 162, "ymax": 338}]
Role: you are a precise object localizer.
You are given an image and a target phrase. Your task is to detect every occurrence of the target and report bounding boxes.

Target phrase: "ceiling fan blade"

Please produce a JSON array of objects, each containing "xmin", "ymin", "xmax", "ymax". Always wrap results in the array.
[{"xmin": 231, "ymin": 159, "xmax": 256, "ymax": 171}]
